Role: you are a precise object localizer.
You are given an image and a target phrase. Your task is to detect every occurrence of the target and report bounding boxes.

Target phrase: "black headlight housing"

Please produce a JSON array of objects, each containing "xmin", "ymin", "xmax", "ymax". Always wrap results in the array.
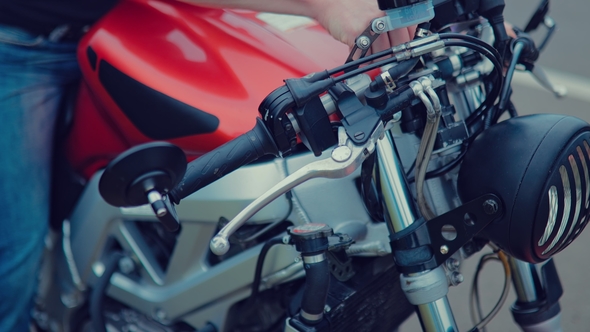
[{"xmin": 458, "ymin": 114, "xmax": 590, "ymax": 263}]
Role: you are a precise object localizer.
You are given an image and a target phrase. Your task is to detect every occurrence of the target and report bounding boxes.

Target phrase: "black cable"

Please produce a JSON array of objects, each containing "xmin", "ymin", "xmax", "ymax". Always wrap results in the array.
[
  {"xmin": 498, "ymin": 39, "xmax": 526, "ymax": 111},
  {"xmin": 90, "ymin": 252, "xmax": 126, "ymax": 332},
  {"xmin": 234, "ymin": 192, "xmax": 293, "ymax": 244},
  {"xmin": 443, "ymin": 41, "xmax": 503, "ymax": 77},
  {"xmin": 439, "ymin": 33, "xmax": 503, "ymax": 63},
  {"xmin": 235, "ymin": 219, "xmax": 286, "ymax": 244},
  {"xmin": 337, "ymin": 55, "xmax": 399, "ymax": 82},
  {"xmin": 445, "ymin": 40, "xmax": 503, "ymax": 127},
  {"xmin": 465, "ymin": 71, "xmax": 502, "ymax": 128},
  {"xmin": 328, "ymin": 47, "xmax": 396, "ymax": 76},
  {"xmin": 405, "ymin": 159, "xmax": 416, "ymax": 179},
  {"xmin": 406, "ymin": 146, "xmax": 467, "ymax": 183},
  {"xmin": 249, "ymin": 237, "xmax": 286, "ymax": 303},
  {"xmin": 360, "ymin": 152, "xmax": 384, "ymax": 222},
  {"xmin": 471, "ymin": 254, "xmax": 498, "ymax": 329}
]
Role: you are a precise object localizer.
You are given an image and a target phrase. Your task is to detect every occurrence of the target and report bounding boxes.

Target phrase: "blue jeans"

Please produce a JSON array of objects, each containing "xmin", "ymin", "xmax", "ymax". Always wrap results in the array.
[{"xmin": 0, "ymin": 24, "xmax": 81, "ymax": 331}]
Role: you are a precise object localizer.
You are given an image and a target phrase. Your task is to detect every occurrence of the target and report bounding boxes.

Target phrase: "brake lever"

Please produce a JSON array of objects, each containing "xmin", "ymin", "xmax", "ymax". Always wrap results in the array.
[
  {"xmin": 530, "ymin": 65, "xmax": 567, "ymax": 98},
  {"xmin": 210, "ymin": 124, "xmax": 384, "ymax": 255}
]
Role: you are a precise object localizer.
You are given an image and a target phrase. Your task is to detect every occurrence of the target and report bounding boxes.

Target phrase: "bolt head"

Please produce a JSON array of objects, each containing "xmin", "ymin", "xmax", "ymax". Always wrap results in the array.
[
  {"xmin": 353, "ymin": 132, "xmax": 365, "ymax": 141},
  {"xmin": 483, "ymin": 199, "xmax": 499, "ymax": 215},
  {"xmin": 450, "ymin": 272, "xmax": 464, "ymax": 285},
  {"xmin": 118, "ymin": 256, "xmax": 135, "ymax": 274},
  {"xmin": 357, "ymin": 36, "xmax": 371, "ymax": 49},
  {"xmin": 440, "ymin": 245, "xmax": 449, "ymax": 255},
  {"xmin": 375, "ymin": 20, "xmax": 386, "ymax": 31},
  {"xmin": 331, "ymin": 146, "xmax": 352, "ymax": 162}
]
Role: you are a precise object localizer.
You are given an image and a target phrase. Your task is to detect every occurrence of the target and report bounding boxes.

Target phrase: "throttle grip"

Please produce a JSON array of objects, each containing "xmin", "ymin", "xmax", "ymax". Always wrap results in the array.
[{"xmin": 169, "ymin": 118, "xmax": 279, "ymax": 203}]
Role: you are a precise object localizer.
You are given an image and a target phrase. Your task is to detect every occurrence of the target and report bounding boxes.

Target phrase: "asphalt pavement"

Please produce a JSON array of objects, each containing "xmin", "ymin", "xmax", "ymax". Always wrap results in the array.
[{"xmin": 401, "ymin": 1, "xmax": 590, "ymax": 331}]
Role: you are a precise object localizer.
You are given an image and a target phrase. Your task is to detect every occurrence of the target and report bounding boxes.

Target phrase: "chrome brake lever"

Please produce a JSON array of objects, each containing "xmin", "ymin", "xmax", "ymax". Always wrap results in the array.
[{"xmin": 210, "ymin": 124, "xmax": 384, "ymax": 255}]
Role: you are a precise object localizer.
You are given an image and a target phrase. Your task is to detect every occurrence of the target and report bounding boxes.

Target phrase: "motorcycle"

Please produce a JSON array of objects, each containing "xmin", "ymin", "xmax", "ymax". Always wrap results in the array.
[{"xmin": 34, "ymin": 0, "xmax": 587, "ymax": 331}]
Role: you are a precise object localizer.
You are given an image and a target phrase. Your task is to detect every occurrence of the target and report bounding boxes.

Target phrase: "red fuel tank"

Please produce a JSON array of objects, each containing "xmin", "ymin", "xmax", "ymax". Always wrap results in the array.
[{"xmin": 65, "ymin": 0, "xmax": 348, "ymax": 178}]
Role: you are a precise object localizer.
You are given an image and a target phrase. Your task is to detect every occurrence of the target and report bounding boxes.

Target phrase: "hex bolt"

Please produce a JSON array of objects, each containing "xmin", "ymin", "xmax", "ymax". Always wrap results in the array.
[
  {"xmin": 440, "ymin": 245, "xmax": 449, "ymax": 255},
  {"xmin": 483, "ymin": 199, "xmax": 499, "ymax": 215},
  {"xmin": 446, "ymin": 257, "xmax": 460, "ymax": 271},
  {"xmin": 357, "ymin": 36, "xmax": 371, "ymax": 49},
  {"xmin": 375, "ymin": 20, "xmax": 386, "ymax": 31},
  {"xmin": 450, "ymin": 272, "xmax": 464, "ymax": 286}
]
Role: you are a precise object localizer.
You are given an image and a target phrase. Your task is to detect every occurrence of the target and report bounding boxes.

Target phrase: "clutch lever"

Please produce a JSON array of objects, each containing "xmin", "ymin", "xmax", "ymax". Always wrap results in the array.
[
  {"xmin": 530, "ymin": 65, "xmax": 567, "ymax": 98},
  {"xmin": 210, "ymin": 124, "xmax": 384, "ymax": 255}
]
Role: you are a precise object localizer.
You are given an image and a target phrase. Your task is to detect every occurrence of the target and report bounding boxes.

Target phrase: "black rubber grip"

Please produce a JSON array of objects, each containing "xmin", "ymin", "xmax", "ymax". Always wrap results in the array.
[
  {"xmin": 169, "ymin": 118, "xmax": 279, "ymax": 203},
  {"xmin": 301, "ymin": 259, "xmax": 330, "ymax": 324}
]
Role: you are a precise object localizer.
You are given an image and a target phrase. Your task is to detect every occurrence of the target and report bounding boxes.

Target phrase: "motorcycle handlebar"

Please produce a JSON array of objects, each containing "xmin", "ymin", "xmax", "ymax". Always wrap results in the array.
[{"xmin": 168, "ymin": 118, "xmax": 279, "ymax": 204}]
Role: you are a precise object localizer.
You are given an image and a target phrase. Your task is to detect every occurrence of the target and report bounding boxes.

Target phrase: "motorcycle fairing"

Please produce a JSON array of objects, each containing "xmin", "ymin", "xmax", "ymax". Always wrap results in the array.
[{"xmin": 66, "ymin": 0, "xmax": 347, "ymax": 178}]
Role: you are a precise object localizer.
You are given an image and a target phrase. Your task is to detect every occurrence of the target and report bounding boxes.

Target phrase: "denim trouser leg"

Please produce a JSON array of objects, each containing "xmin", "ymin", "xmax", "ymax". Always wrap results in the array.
[{"xmin": 0, "ymin": 25, "xmax": 81, "ymax": 332}]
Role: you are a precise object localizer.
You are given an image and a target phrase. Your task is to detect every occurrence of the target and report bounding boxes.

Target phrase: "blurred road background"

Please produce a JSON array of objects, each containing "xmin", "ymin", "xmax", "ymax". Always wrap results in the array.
[{"xmin": 402, "ymin": 1, "xmax": 590, "ymax": 331}]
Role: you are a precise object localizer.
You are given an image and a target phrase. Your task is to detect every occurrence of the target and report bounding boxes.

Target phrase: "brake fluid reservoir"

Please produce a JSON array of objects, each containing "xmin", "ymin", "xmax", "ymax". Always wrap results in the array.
[{"xmin": 374, "ymin": 0, "xmax": 435, "ymax": 31}]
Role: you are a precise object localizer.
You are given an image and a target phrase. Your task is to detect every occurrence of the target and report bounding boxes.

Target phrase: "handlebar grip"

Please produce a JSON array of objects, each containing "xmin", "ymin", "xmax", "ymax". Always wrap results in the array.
[{"xmin": 169, "ymin": 118, "xmax": 279, "ymax": 203}]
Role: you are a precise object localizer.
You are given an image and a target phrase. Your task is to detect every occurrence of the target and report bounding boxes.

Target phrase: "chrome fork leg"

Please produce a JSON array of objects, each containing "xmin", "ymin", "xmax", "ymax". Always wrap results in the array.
[
  {"xmin": 377, "ymin": 133, "xmax": 458, "ymax": 332},
  {"xmin": 509, "ymin": 257, "xmax": 563, "ymax": 332}
]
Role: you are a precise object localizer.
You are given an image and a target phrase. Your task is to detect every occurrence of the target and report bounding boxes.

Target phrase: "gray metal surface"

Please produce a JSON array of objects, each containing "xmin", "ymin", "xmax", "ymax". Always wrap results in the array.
[{"xmin": 63, "ymin": 140, "xmax": 395, "ymax": 330}]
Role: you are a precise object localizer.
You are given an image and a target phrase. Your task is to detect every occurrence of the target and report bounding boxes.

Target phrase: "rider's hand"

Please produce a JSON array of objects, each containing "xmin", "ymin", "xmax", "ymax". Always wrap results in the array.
[
  {"xmin": 308, "ymin": 0, "xmax": 416, "ymax": 54},
  {"xmin": 188, "ymin": 0, "xmax": 415, "ymax": 54}
]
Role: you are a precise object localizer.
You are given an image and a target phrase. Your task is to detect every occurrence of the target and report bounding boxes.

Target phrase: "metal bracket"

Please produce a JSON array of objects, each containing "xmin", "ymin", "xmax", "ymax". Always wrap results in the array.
[
  {"xmin": 391, "ymin": 193, "xmax": 503, "ymax": 273},
  {"xmin": 346, "ymin": 23, "xmax": 382, "ymax": 64}
]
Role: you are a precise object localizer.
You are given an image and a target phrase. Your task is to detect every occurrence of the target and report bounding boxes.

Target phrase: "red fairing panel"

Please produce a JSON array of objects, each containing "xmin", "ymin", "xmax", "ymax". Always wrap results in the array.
[{"xmin": 66, "ymin": 0, "xmax": 348, "ymax": 178}]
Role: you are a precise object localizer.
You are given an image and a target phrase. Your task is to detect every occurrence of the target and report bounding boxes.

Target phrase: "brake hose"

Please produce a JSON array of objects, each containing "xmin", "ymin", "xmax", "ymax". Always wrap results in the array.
[{"xmin": 249, "ymin": 237, "xmax": 287, "ymax": 303}]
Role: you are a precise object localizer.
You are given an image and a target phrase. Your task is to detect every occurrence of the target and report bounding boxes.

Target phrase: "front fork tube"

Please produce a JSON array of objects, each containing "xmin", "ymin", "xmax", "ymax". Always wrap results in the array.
[
  {"xmin": 377, "ymin": 133, "xmax": 458, "ymax": 332},
  {"xmin": 509, "ymin": 257, "xmax": 564, "ymax": 332}
]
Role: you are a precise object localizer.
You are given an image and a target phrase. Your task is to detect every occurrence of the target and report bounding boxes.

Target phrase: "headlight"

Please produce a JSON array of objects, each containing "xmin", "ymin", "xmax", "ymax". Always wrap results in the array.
[{"xmin": 458, "ymin": 114, "xmax": 590, "ymax": 263}]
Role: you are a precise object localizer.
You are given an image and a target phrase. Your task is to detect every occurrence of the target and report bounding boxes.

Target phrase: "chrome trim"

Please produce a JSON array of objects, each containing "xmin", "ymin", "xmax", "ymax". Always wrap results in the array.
[
  {"xmin": 449, "ymin": 54, "xmax": 461, "ymax": 77},
  {"xmin": 509, "ymin": 258, "xmax": 538, "ymax": 303},
  {"xmin": 417, "ymin": 297, "xmax": 458, "ymax": 332},
  {"xmin": 563, "ymin": 154, "xmax": 583, "ymax": 241},
  {"xmin": 539, "ymin": 186, "xmax": 558, "ymax": 246},
  {"xmin": 380, "ymin": 71, "xmax": 397, "ymax": 93},
  {"xmin": 584, "ymin": 141, "xmax": 590, "ymax": 208},
  {"xmin": 303, "ymin": 253, "xmax": 326, "ymax": 264},
  {"xmin": 578, "ymin": 145, "xmax": 590, "ymax": 211},
  {"xmin": 301, "ymin": 311, "xmax": 323, "ymax": 322},
  {"xmin": 543, "ymin": 165, "xmax": 572, "ymax": 254},
  {"xmin": 377, "ymin": 132, "xmax": 419, "ymax": 232}
]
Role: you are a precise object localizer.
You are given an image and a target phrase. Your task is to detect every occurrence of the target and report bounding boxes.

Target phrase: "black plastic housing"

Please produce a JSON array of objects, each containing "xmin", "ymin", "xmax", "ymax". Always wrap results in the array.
[{"xmin": 458, "ymin": 114, "xmax": 590, "ymax": 263}]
